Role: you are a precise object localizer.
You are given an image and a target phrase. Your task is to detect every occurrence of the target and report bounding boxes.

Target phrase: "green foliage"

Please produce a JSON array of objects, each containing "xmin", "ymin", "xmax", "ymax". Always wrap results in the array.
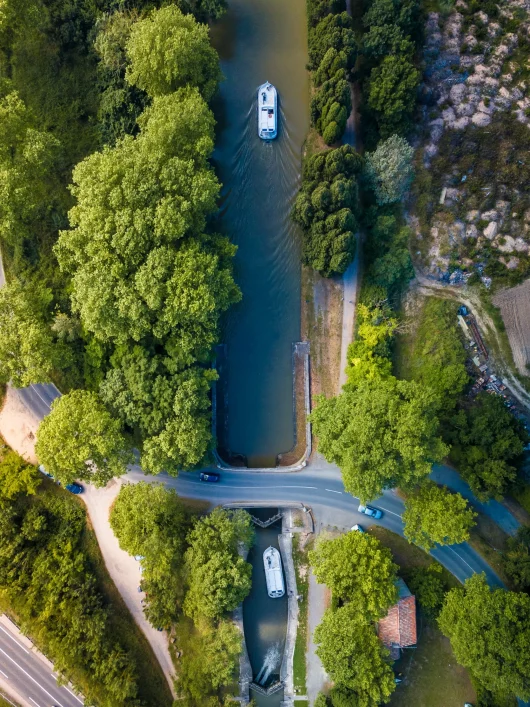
[
  {"xmin": 292, "ymin": 145, "xmax": 361, "ymax": 275},
  {"xmin": 309, "ymin": 531, "xmax": 398, "ymax": 619},
  {"xmin": 406, "ymin": 562, "xmax": 446, "ymax": 617},
  {"xmin": 174, "ymin": 617, "xmax": 241, "ymax": 705},
  {"xmin": 447, "ymin": 393, "xmax": 528, "ymax": 501},
  {"xmin": 183, "ymin": 509, "xmax": 254, "ymax": 622},
  {"xmin": 408, "ymin": 298, "xmax": 468, "ymax": 412},
  {"xmin": 110, "ymin": 482, "xmax": 193, "ymax": 628},
  {"xmin": 0, "ymin": 278, "xmax": 68, "ymax": 387},
  {"xmin": 314, "ymin": 694, "xmax": 330, "ymax": 707},
  {"xmin": 306, "ymin": 2, "xmax": 356, "ymax": 143},
  {"xmin": 501, "ymin": 526, "xmax": 530, "ymax": 591},
  {"xmin": 125, "ymin": 5, "xmax": 222, "ymax": 100},
  {"xmin": 403, "ymin": 482, "xmax": 477, "ymax": 550},
  {"xmin": 344, "ymin": 303, "xmax": 396, "ymax": 387},
  {"xmin": 35, "ymin": 390, "xmax": 134, "ymax": 487},
  {"xmin": 311, "ymin": 376, "xmax": 447, "ymax": 502},
  {"xmin": 438, "ymin": 573, "xmax": 530, "ymax": 700},
  {"xmin": 315, "ymin": 603, "xmax": 396, "ymax": 707},
  {"xmin": 0, "ymin": 448, "xmax": 41, "ymax": 498},
  {"xmin": 364, "ymin": 134, "xmax": 415, "ymax": 205},
  {"xmin": 0, "ymin": 486, "xmax": 142, "ymax": 705}
]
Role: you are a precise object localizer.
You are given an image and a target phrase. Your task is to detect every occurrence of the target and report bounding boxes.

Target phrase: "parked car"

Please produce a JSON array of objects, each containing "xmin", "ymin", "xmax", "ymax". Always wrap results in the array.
[
  {"xmin": 350, "ymin": 524, "xmax": 364, "ymax": 532},
  {"xmin": 200, "ymin": 471, "xmax": 221, "ymax": 483},
  {"xmin": 38, "ymin": 464, "xmax": 53, "ymax": 479},
  {"xmin": 65, "ymin": 482, "xmax": 84, "ymax": 495},
  {"xmin": 358, "ymin": 504, "xmax": 382, "ymax": 519}
]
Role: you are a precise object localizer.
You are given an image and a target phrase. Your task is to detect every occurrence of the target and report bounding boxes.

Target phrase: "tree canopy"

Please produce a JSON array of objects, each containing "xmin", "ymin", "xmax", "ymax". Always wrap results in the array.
[
  {"xmin": 183, "ymin": 509, "xmax": 254, "ymax": 622},
  {"xmin": 311, "ymin": 376, "xmax": 447, "ymax": 501},
  {"xmin": 403, "ymin": 482, "xmax": 476, "ymax": 550},
  {"xmin": 292, "ymin": 145, "xmax": 362, "ymax": 276},
  {"xmin": 315, "ymin": 603, "xmax": 396, "ymax": 707},
  {"xmin": 310, "ymin": 531, "xmax": 398, "ymax": 618},
  {"xmin": 438, "ymin": 573, "xmax": 530, "ymax": 700},
  {"xmin": 125, "ymin": 5, "xmax": 222, "ymax": 100},
  {"xmin": 364, "ymin": 134, "xmax": 415, "ymax": 205},
  {"xmin": 35, "ymin": 390, "xmax": 134, "ymax": 487},
  {"xmin": 502, "ymin": 526, "xmax": 530, "ymax": 591},
  {"xmin": 0, "ymin": 448, "xmax": 41, "ymax": 499},
  {"xmin": 448, "ymin": 393, "xmax": 528, "ymax": 500}
]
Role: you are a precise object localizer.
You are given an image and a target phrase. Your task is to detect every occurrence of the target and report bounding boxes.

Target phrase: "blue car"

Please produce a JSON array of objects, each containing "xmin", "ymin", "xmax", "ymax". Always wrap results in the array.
[
  {"xmin": 200, "ymin": 472, "xmax": 220, "ymax": 483},
  {"xmin": 65, "ymin": 482, "xmax": 84, "ymax": 495}
]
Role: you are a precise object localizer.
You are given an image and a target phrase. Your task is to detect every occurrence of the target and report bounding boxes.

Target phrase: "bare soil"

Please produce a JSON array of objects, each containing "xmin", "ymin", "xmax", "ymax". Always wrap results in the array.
[
  {"xmin": 493, "ymin": 280, "xmax": 530, "ymax": 376},
  {"xmin": 301, "ymin": 265, "xmax": 343, "ymax": 402},
  {"xmin": 0, "ymin": 386, "xmax": 39, "ymax": 464}
]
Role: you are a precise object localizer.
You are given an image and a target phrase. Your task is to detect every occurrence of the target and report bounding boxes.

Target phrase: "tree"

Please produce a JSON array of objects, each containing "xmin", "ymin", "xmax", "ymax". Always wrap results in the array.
[
  {"xmin": 403, "ymin": 482, "xmax": 476, "ymax": 551},
  {"xmin": 368, "ymin": 54, "xmax": 420, "ymax": 136},
  {"xmin": 406, "ymin": 563, "xmax": 446, "ymax": 617},
  {"xmin": 0, "ymin": 278, "xmax": 72, "ymax": 388},
  {"xmin": 175, "ymin": 618, "xmax": 241, "ymax": 702},
  {"xmin": 364, "ymin": 134, "xmax": 414, "ymax": 205},
  {"xmin": 125, "ymin": 5, "xmax": 222, "ymax": 100},
  {"xmin": 502, "ymin": 526, "xmax": 530, "ymax": 591},
  {"xmin": 448, "ymin": 393, "xmax": 528, "ymax": 501},
  {"xmin": 315, "ymin": 604, "xmax": 395, "ymax": 707},
  {"xmin": 0, "ymin": 91, "xmax": 60, "ymax": 257},
  {"xmin": 369, "ymin": 225, "xmax": 413, "ymax": 291},
  {"xmin": 311, "ymin": 377, "xmax": 447, "ymax": 502},
  {"xmin": 0, "ymin": 449, "xmax": 41, "ymax": 499},
  {"xmin": 183, "ymin": 509, "xmax": 254, "ymax": 621},
  {"xmin": 438, "ymin": 573, "xmax": 530, "ymax": 700},
  {"xmin": 110, "ymin": 481, "xmax": 193, "ymax": 627},
  {"xmin": 309, "ymin": 532, "xmax": 398, "ymax": 619},
  {"xmin": 308, "ymin": 12, "xmax": 356, "ymax": 72},
  {"xmin": 35, "ymin": 390, "xmax": 134, "ymax": 487}
]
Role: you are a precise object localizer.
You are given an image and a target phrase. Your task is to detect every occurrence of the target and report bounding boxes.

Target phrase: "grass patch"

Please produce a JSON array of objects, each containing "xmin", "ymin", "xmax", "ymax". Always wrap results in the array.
[
  {"xmin": 368, "ymin": 526, "xmax": 461, "ymax": 589},
  {"xmin": 513, "ymin": 483, "xmax": 530, "ymax": 515},
  {"xmin": 292, "ymin": 535, "xmax": 309, "ymax": 696},
  {"xmin": 0, "ymin": 694, "xmax": 19, "ymax": 707},
  {"xmin": 467, "ymin": 512, "xmax": 512, "ymax": 588}
]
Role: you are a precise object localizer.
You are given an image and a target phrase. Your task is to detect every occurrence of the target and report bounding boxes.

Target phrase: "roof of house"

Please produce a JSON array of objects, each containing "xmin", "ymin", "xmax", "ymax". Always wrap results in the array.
[{"xmin": 377, "ymin": 579, "xmax": 417, "ymax": 650}]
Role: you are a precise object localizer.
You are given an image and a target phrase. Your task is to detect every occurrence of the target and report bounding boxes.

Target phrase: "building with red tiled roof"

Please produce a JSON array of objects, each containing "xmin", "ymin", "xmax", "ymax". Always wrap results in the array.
[{"xmin": 377, "ymin": 578, "xmax": 417, "ymax": 659}]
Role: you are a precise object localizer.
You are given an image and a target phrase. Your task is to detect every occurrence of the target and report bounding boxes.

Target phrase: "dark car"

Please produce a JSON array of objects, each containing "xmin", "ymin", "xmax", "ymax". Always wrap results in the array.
[
  {"xmin": 200, "ymin": 472, "xmax": 220, "ymax": 483},
  {"xmin": 65, "ymin": 482, "xmax": 84, "ymax": 495}
]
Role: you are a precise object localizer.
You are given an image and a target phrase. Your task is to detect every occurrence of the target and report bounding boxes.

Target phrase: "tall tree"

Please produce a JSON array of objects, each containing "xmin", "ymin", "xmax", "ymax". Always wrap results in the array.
[
  {"xmin": 35, "ymin": 390, "xmax": 134, "ymax": 486},
  {"xmin": 125, "ymin": 5, "xmax": 222, "ymax": 100},
  {"xmin": 315, "ymin": 603, "xmax": 395, "ymax": 707},
  {"xmin": 309, "ymin": 532, "xmax": 398, "ymax": 619},
  {"xmin": 311, "ymin": 377, "xmax": 447, "ymax": 502},
  {"xmin": 403, "ymin": 482, "xmax": 476, "ymax": 550},
  {"xmin": 183, "ymin": 509, "xmax": 254, "ymax": 622},
  {"xmin": 438, "ymin": 574, "xmax": 530, "ymax": 700},
  {"xmin": 364, "ymin": 134, "xmax": 414, "ymax": 205},
  {"xmin": 0, "ymin": 449, "xmax": 41, "ymax": 499}
]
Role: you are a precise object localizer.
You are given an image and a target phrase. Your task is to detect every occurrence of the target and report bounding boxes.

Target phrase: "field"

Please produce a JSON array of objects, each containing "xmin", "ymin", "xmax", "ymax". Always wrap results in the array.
[{"xmin": 493, "ymin": 280, "xmax": 530, "ymax": 377}]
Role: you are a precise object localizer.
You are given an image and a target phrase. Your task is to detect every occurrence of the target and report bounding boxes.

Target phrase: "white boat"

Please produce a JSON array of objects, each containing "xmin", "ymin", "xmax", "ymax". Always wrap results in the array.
[
  {"xmin": 263, "ymin": 546, "xmax": 285, "ymax": 598},
  {"xmin": 258, "ymin": 82, "xmax": 277, "ymax": 140}
]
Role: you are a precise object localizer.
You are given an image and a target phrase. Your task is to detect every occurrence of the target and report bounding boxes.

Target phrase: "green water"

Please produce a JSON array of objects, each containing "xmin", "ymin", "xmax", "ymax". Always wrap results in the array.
[{"xmin": 211, "ymin": 0, "xmax": 309, "ymax": 466}]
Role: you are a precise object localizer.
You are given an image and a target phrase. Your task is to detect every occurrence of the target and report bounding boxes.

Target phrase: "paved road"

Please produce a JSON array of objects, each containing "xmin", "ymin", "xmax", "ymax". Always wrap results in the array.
[
  {"xmin": 16, "ymin": 383, "xmax": 61, "ymax": 420},
  {"xmin": 127, "ymin": 462, "xmax": 504, "ymax": 587},
  {"xmin": 0, "ymin": 623, "xmax": 83, "ymax": 707},
  {"xmin": 338, "ymin": 253, "xmax": 360, "ymax": 392}
]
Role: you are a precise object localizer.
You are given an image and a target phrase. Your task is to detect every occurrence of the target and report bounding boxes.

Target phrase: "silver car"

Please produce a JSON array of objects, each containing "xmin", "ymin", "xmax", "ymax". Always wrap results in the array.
[{"xmin": 358, "ymin": 504, "xmax": 383, "ymax": 520}]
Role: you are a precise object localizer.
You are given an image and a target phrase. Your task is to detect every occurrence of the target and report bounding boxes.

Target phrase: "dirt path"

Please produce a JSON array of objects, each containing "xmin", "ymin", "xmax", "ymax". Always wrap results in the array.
[
  {"xmin": 0, "ymin": 386, "xmax": 40, "ymax": 463},
  {"xmin": 306, "ymin": 569, "xmax": 329, "ymax": 705}
]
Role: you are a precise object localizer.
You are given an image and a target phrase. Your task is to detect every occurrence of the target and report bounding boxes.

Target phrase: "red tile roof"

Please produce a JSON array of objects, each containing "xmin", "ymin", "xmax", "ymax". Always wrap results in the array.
[{"xmin": 378, "ymin": 583, "xmax": 417, "ymax": 650}]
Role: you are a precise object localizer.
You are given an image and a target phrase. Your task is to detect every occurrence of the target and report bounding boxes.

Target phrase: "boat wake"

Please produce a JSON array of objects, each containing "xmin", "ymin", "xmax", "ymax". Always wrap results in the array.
[{"xmin": 255, "ymin": 642, "xmax": 281, "ymax": 686}]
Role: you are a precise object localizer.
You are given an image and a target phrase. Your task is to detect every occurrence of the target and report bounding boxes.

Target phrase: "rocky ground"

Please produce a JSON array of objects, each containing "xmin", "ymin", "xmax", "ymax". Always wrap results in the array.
[{"xmin": 412, "ymin": 0, "xmax": 530, "ymax": 286}]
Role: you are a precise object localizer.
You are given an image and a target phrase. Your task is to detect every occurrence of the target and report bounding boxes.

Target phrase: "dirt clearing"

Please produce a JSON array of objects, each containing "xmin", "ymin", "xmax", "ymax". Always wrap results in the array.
[{"xmin": 493, "ymin": 280, "xmax": 530, "ymax": 377}]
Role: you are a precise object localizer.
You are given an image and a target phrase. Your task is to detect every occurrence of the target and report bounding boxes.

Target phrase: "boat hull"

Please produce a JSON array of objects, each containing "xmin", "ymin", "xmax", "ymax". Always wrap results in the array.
[
  {"xmin": 258, "ymin": 82, "xmax": 278, "ymax": 140},
  {"xmin": 263, "ymin": 546, "xmax": 285, "ymax": 598}
]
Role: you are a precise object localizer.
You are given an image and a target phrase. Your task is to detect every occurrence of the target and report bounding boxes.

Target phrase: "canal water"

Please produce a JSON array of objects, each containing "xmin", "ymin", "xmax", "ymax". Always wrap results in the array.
[
  {"xmin": 211, "ymin": 0, "xmax": 310, "ymax": 467},
  {"xmin": 243, "ymin": 512, "xmax": 287, "ymax": 707}
]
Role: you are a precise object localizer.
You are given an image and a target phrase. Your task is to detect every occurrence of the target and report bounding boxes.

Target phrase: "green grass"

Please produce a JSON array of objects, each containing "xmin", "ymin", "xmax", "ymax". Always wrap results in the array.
[
  {"xmin": 513, "ymin": 483, "xmax": 530, "ymax": 515},
  {"xmin": 292, "ymin": 535, "xmax": 310, "ymax": 696},
  {"xmin": 467, "ymin": 512, "xmax": 512, "ymax": 589},
  {"xmin": 0, "ymin": 694, "xmax": 19, "ymax": 707}
]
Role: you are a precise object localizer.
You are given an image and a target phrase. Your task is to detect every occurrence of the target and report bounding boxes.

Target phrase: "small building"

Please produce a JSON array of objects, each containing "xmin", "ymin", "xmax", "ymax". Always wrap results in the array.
[{"xmin": 377, "ymin": 579, "xmax": 417, "ymax": 660}]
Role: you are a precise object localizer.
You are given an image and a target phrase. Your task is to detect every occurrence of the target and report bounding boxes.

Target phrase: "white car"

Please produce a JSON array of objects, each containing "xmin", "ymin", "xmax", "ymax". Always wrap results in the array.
[
  {"xmin": 358, "ymin": 504, "xmax": 383, "ymax": 519},
  {"xmin": 351, "ymin": 524, "xmax": 364, "ymax": 532}
]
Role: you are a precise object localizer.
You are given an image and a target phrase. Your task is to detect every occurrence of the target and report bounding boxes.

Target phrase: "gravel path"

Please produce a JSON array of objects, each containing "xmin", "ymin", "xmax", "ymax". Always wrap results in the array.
[
  {"xmin": 338, "ymin": 250, "xmax": 360, "ymax": 392},
  {"xmin": 306, "ymin": 569, "xmax": 328, "ymax": 705}
]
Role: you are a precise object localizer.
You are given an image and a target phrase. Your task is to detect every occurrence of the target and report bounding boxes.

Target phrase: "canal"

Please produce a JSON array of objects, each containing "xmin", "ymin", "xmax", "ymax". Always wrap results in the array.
[
  {"xmin": 211, "ymin": 0, "xmax": 310, "ymax": 467},
  {"xmin": 243, "ymin": 512, "xmax": 287, "ymax": 707}
]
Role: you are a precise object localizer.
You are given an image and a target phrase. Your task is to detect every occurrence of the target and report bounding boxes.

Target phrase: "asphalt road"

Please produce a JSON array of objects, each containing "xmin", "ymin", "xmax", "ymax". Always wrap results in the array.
[
  {"xmin": 0, "ymin": 623, "xmax": 83, "ymax": 707},
  {"xmin": 16, "ymin": 384, "xmax": 61, "ymax": 420},
  {"xmin": 127, "ymin": 461, "xmax": 505, "ymax": 587}
]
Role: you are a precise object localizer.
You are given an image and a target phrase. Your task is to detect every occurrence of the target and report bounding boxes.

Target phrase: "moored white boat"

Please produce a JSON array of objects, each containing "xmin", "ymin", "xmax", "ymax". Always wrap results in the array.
[
  {"xmin": 258, "ymin": 82, "xmax": 277, "ymax": 140},
  {"xmin": 263, "ymin": 546, "xmax": 285, "ymax": 598}
]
